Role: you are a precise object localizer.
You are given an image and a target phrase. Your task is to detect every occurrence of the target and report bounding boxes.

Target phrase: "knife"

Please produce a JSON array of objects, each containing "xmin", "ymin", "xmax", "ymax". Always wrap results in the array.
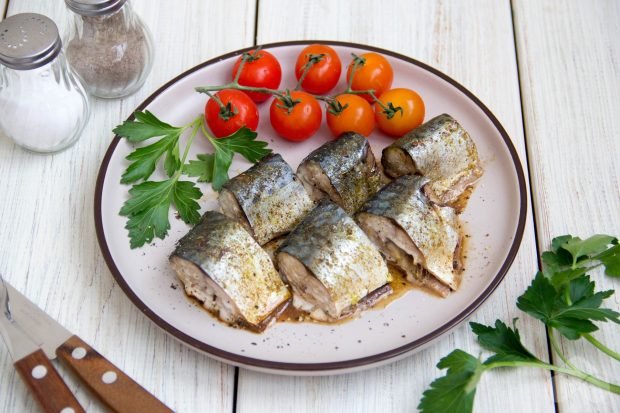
[{"xmin": 0, "ymin": 275, "xmax": 173, "ymax": 413}]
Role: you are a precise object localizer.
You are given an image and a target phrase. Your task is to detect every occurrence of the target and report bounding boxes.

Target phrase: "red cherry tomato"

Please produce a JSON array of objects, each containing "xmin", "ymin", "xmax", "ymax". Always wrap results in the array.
[
  {"xmin": 205, "ymin": 89, "xmax": 259, "ymax": 138},
  {"xmin": 232, "ymin": 49, "xmax": 282, "ymax": 103},
  {"xmin": 269, "ymin": 91, "xmax": 322, "ymax": 142},
  {"xmin": 326, "ymin": 94, "xmax": 375, "ymax": 137},
  {"xmin": 374, "ymin": 88, "xmax": 425, "ymax": 137},
  {"xmin": 346, "ymin": 53, "xmax": 394, "ymax": 102},
  {"xmin": 294, "ymin": 44, "xmax": 342, "ymax": 94}
]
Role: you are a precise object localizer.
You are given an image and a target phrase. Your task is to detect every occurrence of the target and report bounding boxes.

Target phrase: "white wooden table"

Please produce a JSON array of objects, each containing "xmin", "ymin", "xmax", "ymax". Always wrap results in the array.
[{"xmin": 1, "ymin": 1, "xmax": 618, "ymax": 412}]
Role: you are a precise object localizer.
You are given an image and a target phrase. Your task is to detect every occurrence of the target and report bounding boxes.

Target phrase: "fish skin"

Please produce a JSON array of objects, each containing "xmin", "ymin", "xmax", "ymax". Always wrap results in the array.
[
  {"xmin": 357, "ymin": 175, "xmax": 460, "ymax": 290},
  {"xmin": 382, "ymin": 114, "xmax": 483, "ymax": 207},
  {"xmin": 171, "ymin": 211, "xmax": 290, "ymax": 326},
  {"xmin": 277, "ymin": 200, "xmax": 390, "ymax": 316},
  {"xmin": 298, "ymin": 132, "xmax": 382, "ymax": 214},
  {"xmin": 221, "ymin": 153, "xmax": 315, "ymax": 245}
]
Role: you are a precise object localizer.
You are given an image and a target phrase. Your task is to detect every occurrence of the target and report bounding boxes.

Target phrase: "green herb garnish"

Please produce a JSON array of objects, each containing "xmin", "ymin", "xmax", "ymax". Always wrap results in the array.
[
  {"xmin": 114, "ymin": 111, "xmax": 271, "ymax": 248},
  {"xmin": 419, "ymin": 235, "xmax": 620, "ymax": 413}
]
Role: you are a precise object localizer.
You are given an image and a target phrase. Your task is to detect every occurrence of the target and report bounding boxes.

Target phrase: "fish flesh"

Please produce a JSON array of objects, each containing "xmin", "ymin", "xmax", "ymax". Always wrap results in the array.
[
  {"xmin": 356, "ymin": 175, "xmax": 462, "ymax": 297},
  {"xmin": 381, "ymin": 114, "xmax": 483, "ymax": 209},
  {"xmin": 219, "ymin": 153, "xmax": 315, "ymax": 245},
  {"xmin": 169, "ymin": 211, "xmax": 291, "ymax": 332},
  {"xmin": 297, "ymin": 132, "xmax": 382, "ymax": 215},
  {"xmin": 277, "ymin": 200, "xmax": 391, "ymax": 321}
]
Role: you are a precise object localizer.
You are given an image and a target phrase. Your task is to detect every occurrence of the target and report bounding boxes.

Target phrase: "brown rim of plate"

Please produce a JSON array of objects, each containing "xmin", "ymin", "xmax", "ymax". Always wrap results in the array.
[{"xmin": 94, "ymin": 40, "xmax": 527, "ymax": 372}]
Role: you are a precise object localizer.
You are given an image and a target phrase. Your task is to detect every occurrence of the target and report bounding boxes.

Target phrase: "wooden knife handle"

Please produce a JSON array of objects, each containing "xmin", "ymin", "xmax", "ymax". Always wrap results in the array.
[
  {"xmin": 14, "ymin": 349, "xmax": 85, "ymax": 413},
  {"xmin": 56, "ymin": 335, "xmax": 173, "ymax": 413}
]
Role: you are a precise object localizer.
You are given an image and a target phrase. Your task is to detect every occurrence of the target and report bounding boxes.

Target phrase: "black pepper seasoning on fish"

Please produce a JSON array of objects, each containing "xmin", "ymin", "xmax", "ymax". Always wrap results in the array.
[
  {"xmin": 382, "ymin": 114, "xmax": 483, "ymax": 209},
  {"xmin": 219, "ymin": 154, "xmax": 315, "ymax": 245},
  {"xmin": 356, "ymin": 175, "xmax": 462, "ymax": 297},
  {"xmin": 277, "ymin": 200, "xmax": 392, "ymax": 321},
  {"xmin": 296, "ymin": 132, "xmax": 383, "ymax": 215},
  {"xmin": 170, "ymin": 211, "xmax": 291, "ymax": 332}
]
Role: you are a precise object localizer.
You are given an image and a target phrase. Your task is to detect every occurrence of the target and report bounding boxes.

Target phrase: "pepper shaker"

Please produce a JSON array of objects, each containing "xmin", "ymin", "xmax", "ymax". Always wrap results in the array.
[
  {"xmin": 65, "ymin": 0, "xmax": 154, "ymax": 99},
  {"xmin": 0, "ymin": 14, "xmax": 90, "ymax": 153}
]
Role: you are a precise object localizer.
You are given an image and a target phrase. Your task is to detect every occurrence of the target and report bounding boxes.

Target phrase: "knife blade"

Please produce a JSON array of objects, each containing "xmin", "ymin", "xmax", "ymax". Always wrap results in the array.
[
  {"xmin": 1, "ymin": 276, "xmax": 173, "ymax": 413},
  {"xmin": 1, "ymin": 275, "xmax": 86, "ymax": 413},
  {"xmin": 3, "ymin": 282, "xmax": 71, "ymax": 359}
]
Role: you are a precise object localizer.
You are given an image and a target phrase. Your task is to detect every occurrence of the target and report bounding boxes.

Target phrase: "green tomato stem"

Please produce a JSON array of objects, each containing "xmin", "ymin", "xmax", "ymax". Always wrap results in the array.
[
  {"xmin": 295, "ymin": 53, "xmax": 324, "ymax": 91},
  {"xmin": 196, "ymin": 82, "xmax": 374, "ymax": 106},
  {"xmin": 583, "ymin": 333, "xmax": 620, "ymax": 362},
  {"xmin": 485, "ymin": 360, "xmax": 620, "ymax": 394}
]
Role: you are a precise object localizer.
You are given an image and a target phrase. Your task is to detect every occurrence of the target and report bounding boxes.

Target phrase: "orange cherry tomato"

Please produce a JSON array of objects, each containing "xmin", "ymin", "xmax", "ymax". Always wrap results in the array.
[
  {"xmin": 295, "ymin": 44, "xmax": 342, "ymax": 94},
  {"xmin": 269, "ymin": 91, "xmax": 322, "ymax": 142},
  {"xmin": 326, "ymin": 94, "xmax": 375, "ymax": 137},
  {"xmin": 374, "ymin": 88, "xmax": 425, "ymax": 137},
  {"xmin": 346, "ymin": 52, "xmax": 393, "ymax": 102}
]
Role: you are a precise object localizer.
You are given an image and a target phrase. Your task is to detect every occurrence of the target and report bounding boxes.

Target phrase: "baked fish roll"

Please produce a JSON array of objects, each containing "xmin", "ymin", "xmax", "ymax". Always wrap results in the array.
[
  {"xmin": 297, "ymin": 132, "xmax": 382, "ymax": 214},
  {"xmin": 277, "ymin": 200, "xmax": 391, "ymax": 321},
  {"xmin": 382, "ymin": 114, "xmax": 483, "ymax": 209},
  {"xmin": 356, "ymin": 175, "xmax": 462, "ymax": 297},
  {"xmin": 170, "ymin": 211, "xmax": 291, "ymax": 332},
  {"xmin": 219, "ymin": 153, "xmax": 315, "ymax": 245}
]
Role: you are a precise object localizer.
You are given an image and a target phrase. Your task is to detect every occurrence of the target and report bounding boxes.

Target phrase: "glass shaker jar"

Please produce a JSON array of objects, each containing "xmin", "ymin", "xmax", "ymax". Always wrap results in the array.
[
  {"xmin": 64, "ymin": 0, "xmax": 154, "ymax": 99},
  {"xmin": 0, "ymin": 13, "xmax": 90, "ymax": 153}
]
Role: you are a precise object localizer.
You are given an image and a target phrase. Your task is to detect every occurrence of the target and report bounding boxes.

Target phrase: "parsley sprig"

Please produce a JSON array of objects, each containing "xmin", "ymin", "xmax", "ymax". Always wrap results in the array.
[
  {"xmin": 419, "ymin": 235, "xmax": 620, "ymax": 413},
  {"xmin": 113, "ymin": 111, "xmax": 271, "ymax": 248}
]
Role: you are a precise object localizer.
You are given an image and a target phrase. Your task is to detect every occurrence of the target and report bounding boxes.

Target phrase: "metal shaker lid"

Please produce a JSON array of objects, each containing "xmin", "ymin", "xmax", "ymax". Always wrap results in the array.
[
  {"xmin": 65, "ymin": 0, "xmax": 128, "ymax": 17},
  {"xmin": 0, "ymin": 13, "xmax": 62, "ymax": 71}
]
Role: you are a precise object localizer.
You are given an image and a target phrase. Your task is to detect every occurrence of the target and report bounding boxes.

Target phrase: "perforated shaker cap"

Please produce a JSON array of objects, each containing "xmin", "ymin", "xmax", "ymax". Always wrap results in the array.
[
  {"xmin": 0, "ymin": 13, "xmax": 62, "ymax": 70},
  {"xmin": 65, "ymin": 0, "xmax": 128, "ymax": 17}
]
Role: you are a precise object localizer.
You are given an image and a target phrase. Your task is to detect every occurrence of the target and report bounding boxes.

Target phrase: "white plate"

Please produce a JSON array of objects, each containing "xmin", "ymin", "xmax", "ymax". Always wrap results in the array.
[{"xmin": 95, "ymin": 41, "xmax": 526, "ymax": 375}]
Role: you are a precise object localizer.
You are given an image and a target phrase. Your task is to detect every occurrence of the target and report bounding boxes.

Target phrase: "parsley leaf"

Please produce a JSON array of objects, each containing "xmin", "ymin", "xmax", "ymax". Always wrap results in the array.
[
  {"xmin": 471, "ymin": 320, "xmax": 540, "ymax": 363},
  {"xmin": 113, "ymin": 110, "xmax": 179, "ymax": 142},
  {"xmin": 184, "ymin": 126, "xmax": 271, "ymax": 191},
  {"xmin": 209, "ymin": 126, "xmax": 271, "ymax": 163},
  {"xmin": 418, "ymin": 350, "xmax": 484, "ymax": 413},
  {"xmin": 541, "ymin": 235, "xmax": 620, "ymax": 284},
  {"xmin": 561, "ymin": 235, "xmax": 617, "ymax": 267},
  {"xmin": 114, "ymin": 110, "xmax": 197, "ymax": 184},
  {"xmin": 517, "ymin": 272, "xmax": 619, "ymax": 339},
  {"xmin": 184, "ymin": 154, "xmax": 215, "ymax": 183},
  {"xmin": 121, "ymin": 134, "xmax": 181, "ymax": 183},
  {"xmin": 119, "ymin": 179, "xmax": 202, "ymax": 249}
]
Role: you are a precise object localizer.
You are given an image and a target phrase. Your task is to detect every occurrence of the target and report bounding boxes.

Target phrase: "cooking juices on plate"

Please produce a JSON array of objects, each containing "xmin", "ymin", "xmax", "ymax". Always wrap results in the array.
[{"xmin": 169, "ymin": 114, "xmax": 483, "ymax": 332}]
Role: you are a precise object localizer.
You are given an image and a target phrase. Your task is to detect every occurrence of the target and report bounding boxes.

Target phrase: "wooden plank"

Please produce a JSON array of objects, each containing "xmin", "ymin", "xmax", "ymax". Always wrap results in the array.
[
  {"xmin": 513, "ymin": 0, "xmax": 620, "ymax": 411},
  {"xmin": 237, "ymin": 1, "xmax": 555, "ymax": 412},
  {"xmin": 0, "ymin": 0, "xmax": 256, "ymax": 412}
]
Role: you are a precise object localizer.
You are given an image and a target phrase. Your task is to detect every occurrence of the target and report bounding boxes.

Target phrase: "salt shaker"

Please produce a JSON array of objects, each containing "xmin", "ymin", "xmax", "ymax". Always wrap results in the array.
[
  {"xmin": 64, "ymin": 0, "xmax": 154, "ymax": 99},
  {"xmin": 0, "ymin": 14, "xmax": 90, "ymax": 153}
]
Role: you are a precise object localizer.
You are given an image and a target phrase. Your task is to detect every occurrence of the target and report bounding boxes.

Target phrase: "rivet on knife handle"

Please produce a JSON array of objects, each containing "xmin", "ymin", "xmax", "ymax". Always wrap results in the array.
[
  {"xmin": 56, "ymin": 335, "xmax": 173, "ymax": 413},
  {"xmin": 14, "ymin": 349, "xmax": 85, "ymax": 413}
]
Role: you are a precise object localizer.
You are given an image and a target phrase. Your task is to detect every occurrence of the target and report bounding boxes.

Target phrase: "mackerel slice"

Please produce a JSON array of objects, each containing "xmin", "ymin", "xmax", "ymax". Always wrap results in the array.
[
  {"xmin": 356, "ymin": 175, "xmax": 462, "ymax": 297},
  {"xmin": 170, "ymin": 211, "xmax": 290, "ymax": 332},
  {"xmin": 382, "ymin": 114, "xmax": 483, "ymax": 209},
  {"xmin": 277, "ymin": 200, "xmax": 391, "ymax": 321}
]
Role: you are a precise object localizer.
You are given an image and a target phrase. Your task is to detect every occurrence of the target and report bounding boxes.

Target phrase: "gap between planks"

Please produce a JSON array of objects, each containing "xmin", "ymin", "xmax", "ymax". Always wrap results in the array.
[{"xmin": 508, "ymin": 0, "xmax": 560, "ymax": 412}]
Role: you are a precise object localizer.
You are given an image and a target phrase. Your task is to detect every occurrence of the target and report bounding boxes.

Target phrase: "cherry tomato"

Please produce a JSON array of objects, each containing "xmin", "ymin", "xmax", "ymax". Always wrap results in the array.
[
  {"xmin": 232, "ymin": 49, "xmax": 282, "ymax": 103},
  {"xmin": 346, "ymin": 53, "xmax": 394, "ymax": 102},
  {"xmin": 374, "ymin": 88, "xmax": 425, "ymax": 137},
  {"xmin": 326, "ymin": 94, "xmax": 375, "ymax": 137},
  {"xmin": 269, "ymin": 91, "xmax": 322, "ymax": 142},
  {"xmin": 294, "ymin": 44, "xmax": 342, "ymax": 94},
  {"xmin": 205, "ymin": 89, "xmax": 259, "ymax": 138}
]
